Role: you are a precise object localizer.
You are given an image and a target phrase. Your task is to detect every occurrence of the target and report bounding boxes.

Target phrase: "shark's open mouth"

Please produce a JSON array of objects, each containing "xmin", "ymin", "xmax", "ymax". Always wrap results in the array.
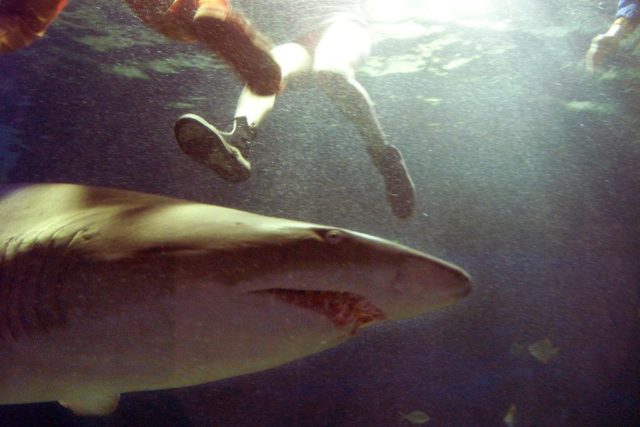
[{"xmin": 251, "ymin": 289, "xmax": 386, "ymax": 334}]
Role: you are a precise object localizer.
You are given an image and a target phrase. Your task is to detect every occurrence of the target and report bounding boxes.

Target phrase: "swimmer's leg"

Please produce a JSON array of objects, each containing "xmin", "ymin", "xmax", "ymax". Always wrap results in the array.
[
  {"xmin": 0, "ymin": 0, "xmax": 67, "ymax": 53},
  {"xmin": 174, "ymin": 43, "xmax": 312, "ymax": 182},
  {"xmin": 192, "ymin": 0, "xmax": 281, "ymax": 96},
  {"xmin": 174, "ymin": 114, "xmax": 254, "ymax": 182},
  {"xmin": 235, "ymin": 43, "xmax": 312, "ymax": 127},
  {"xmin": 125, "ymin": 0, "xmax": 281, "ymax": 95},
  {"xmin": 313, "ymin": 20, "xmax": 415, "ymax": 219}
]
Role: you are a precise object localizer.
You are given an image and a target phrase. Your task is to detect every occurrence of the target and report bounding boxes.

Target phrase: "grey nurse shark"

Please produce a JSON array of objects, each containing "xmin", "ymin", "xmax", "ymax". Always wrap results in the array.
[{"xmin": 0, "ymin": 183, "xmax": 471, "ymax": 416}]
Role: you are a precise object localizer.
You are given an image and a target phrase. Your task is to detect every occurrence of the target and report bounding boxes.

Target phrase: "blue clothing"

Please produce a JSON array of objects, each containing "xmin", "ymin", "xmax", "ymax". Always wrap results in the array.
[{"xmin": 616, "ymin": 0, "xmax": 640, "ymax": 22}]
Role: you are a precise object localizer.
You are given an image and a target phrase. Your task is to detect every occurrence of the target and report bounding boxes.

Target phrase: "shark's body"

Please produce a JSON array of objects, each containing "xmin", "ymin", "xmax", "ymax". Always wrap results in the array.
[{"xmin": 0, "ymin": 183, "xmax": 471, "ymax": 415}]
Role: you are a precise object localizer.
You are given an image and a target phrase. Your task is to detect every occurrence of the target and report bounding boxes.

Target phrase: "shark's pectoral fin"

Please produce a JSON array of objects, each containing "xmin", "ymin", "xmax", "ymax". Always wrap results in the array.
[{"xmin": 59, "ymin": 393, "xmax": 120, "ymax": 416}]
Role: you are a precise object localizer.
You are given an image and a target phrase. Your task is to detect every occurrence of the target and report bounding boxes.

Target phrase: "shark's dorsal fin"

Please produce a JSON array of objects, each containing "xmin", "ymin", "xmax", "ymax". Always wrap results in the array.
[{"xmin": 59, "ymin": 393, "xmax": 120, "ymax": 416}]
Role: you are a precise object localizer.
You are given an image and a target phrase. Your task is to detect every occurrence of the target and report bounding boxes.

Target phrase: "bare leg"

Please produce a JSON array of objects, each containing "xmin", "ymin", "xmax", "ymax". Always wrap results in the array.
[
  {"xmin": 235, "ymin": 42, "xmax": 312, "ymax": 127},
  {"xmin": 312, "ymin": 20, "xmax": 415, "ymax": 219},
  {"xmin": 313, "ymin": 21, "xmax": 383, "ymax": 150},
  {"xmin": 174, "ymin": 42, "xmax": 311, "ymax": 182}
]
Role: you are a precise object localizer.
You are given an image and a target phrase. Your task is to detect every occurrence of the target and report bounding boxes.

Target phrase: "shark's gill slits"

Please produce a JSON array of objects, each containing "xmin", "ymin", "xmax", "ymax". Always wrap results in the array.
[
  {"xmin": 0, "ymin": 236, "xmax": 70, "ymax": 344},
  {"xmin": 251, "ymin": 289, "xmax": 386, "ymax": 334}
]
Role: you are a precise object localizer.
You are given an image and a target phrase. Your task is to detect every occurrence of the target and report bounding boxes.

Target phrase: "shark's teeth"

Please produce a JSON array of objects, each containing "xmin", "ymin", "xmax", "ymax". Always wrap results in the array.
[{"xmin": 250, "ymin": 289, "xmax": 386, "ymax": 334}]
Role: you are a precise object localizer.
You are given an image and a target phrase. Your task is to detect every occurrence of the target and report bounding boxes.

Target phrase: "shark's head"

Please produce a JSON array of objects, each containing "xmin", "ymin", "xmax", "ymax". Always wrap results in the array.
[
  {"xmin": 142, "ymin": 218, "xmax": 473, "ymax": 384},
  {"xmin": 228, "ymin": 224, "xmax": 471, "ymax": 333},
  {"xmin": 103, "ymin": 204, "xmax": 472, "ymax": 333},
  {"xmin": 0, "ymin": 185, "xmax": 473, "ymax": 407}
]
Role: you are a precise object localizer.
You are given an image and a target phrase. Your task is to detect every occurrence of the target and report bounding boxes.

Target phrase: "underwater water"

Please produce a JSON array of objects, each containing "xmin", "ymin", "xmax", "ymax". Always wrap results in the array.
[{"xmin": 0, "ymin": 0, "xmax": 639, "ymax": 425}]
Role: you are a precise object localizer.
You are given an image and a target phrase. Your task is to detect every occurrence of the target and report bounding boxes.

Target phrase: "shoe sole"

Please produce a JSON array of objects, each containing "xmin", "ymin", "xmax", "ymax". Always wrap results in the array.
[{"xmin": 174, "ymin": 114, "xmax": 251, "ymax": 183}]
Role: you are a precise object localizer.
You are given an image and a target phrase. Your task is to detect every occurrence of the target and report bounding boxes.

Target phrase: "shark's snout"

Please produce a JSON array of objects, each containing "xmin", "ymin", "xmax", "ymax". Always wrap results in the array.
[
  {"xmin": 397, "ymin": 256, "xmax": 471, "ymax": 298},
  {"xmin": 383, "ymin": 256, "xmax": 471, "ymax": 319}
]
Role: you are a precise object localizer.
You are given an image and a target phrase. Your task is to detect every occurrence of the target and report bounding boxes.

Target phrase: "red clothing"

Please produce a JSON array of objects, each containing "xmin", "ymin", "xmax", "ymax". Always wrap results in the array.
[
  {"xmin": 0, "ymin": 0, "xmax": 67, "ymax": 52},
  {"xmin": 123, "ymin": 0, "xmax": 228, "ymax": 42},
  {"xmin": 0, "ymin": 0, "xmax": 280, "ymax": 95},
  {"xmin": 0, "ymin": 0, "xmax": 217, "ymax": 52}
]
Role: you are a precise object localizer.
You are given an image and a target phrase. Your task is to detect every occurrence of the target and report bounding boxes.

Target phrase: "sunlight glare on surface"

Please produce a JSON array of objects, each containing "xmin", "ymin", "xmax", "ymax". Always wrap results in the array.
[
  {"xmin": 365, "ymin": 0, "xmax": 498, "ymax": 23},
  {"xmin": 364, "ymin": 0, "xmax": 508, "ymax": 43}
]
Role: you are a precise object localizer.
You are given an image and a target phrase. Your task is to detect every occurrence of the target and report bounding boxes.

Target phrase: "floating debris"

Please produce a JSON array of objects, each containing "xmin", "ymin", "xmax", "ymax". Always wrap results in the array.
[
  {"xmin": 399, "ymin": 410, "xmax": 430, "ymax": 424},
  {"xmin": 503, "ymin": 404, "xmax": 517, "ymax": 426},
  {"xmin": 528, "ymin": 338, "xmax": 559, "ymax": 364}
]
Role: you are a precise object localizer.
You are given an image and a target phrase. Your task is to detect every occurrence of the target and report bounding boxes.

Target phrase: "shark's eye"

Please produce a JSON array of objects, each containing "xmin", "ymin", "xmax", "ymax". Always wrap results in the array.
[{"xmin": 324, "ymin": 229, "xmax": 344, "ymax": 244}]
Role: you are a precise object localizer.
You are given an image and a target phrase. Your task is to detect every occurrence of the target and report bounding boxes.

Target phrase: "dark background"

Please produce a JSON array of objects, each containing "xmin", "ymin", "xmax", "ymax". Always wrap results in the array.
[{"xmin": 0, "ymin": 0, "xmax": 638, "ymax": 425}]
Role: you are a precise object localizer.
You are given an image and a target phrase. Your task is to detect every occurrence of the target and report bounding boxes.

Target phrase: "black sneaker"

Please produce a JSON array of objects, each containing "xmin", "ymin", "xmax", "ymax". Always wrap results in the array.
[
  {"xmin": 174, "ymin": 114, "xmax": 252, "ymax": 183},
  {"xmin": 376, "ymin": 145, "xmax": 416, "ymax": 219}
]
